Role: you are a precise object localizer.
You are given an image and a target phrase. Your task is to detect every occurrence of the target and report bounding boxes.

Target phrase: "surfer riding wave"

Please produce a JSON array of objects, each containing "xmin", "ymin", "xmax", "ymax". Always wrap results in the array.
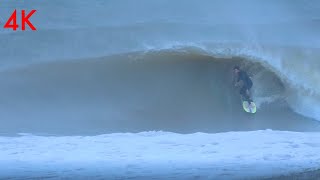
[{"xmin": 233, "ymin": 66, "xmax": 253, "ymax": 105}]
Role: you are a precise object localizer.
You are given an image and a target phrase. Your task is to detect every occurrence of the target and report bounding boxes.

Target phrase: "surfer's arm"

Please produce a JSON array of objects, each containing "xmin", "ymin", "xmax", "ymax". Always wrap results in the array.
[
  {"xmin": 232, "ymin": 72, "xmax": 239, "ymax": 86},
  {"xmin": 234, "ymin": 76, "xmax": 241, "ymax": 86}
]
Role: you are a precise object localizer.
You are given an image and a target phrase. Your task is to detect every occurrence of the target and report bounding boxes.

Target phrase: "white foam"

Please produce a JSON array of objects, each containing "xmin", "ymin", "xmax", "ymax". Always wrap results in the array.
[{"xmin": 1, "ymin": 130, "xmax": 320, "ymax": 178}]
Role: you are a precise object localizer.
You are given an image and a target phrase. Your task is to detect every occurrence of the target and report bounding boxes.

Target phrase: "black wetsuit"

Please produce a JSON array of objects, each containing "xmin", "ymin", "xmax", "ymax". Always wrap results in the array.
[{"xmin": 236, "ymin": 70, "xmax": 253, "ymax": 102}]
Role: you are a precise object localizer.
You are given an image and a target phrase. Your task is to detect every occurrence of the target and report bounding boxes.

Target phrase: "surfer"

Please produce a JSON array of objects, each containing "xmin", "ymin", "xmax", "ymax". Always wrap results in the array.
[{"xmin": 233, "ymin": 66, "xmax": 253, "ymax": 104}]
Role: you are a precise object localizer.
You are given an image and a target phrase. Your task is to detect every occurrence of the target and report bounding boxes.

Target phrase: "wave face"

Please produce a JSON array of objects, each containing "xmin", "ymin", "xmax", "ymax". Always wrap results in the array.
[
  {"xmin": 0, "ymin": 0, "xmax": 320, "ymax": 134},
  {"xmin": 1, "ymin": 51, "xmax": 320, "ymax": 135}
]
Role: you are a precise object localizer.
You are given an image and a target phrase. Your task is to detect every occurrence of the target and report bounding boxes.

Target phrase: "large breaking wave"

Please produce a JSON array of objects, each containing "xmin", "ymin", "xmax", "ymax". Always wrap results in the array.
[
  {"xmin": 1, "ymin": 46, "xmax": 320, "ymax": 135},
  {"xmin": 0, "ymin": 0, "xmax": 320, "ymax": 134}
]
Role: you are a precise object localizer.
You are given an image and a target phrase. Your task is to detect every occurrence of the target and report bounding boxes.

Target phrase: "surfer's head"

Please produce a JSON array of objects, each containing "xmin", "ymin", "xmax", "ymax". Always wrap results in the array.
[{"xmin": 233, "ymin": 66, "xmax": 240, "ymax": 73}]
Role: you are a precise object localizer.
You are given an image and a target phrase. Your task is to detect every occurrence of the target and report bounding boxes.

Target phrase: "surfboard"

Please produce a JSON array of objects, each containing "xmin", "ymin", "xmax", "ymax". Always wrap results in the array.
[{"xmin": 242, "ymin": 101, "xmax": 257, "ymax": 114}]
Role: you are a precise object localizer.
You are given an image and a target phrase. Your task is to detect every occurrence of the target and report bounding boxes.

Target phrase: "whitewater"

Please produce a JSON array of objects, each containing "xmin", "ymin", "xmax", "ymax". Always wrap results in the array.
[{"xmin": 1, "ymin": 0, "xmax": 320, "ymax": 179}]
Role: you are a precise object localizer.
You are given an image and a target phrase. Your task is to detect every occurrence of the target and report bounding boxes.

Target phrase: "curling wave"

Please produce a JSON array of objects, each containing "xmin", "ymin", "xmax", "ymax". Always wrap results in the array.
[{"xmin": 0, "ymin": 46, "xmax": 320, "ymax": 135}]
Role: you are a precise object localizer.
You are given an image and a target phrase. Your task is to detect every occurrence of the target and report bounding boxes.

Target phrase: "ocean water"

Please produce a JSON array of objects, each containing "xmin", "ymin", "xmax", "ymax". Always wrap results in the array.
[
  {"xmin": 1, "ymin": 1, "xmax": 320, "ymax": 179},
  {"xmin": 0, "ymin": 0, "xmax": 319, "ymax": 135},
  {"xmin": 1, "ymin": 130, "xmax": 320, "ymax": 179}
]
